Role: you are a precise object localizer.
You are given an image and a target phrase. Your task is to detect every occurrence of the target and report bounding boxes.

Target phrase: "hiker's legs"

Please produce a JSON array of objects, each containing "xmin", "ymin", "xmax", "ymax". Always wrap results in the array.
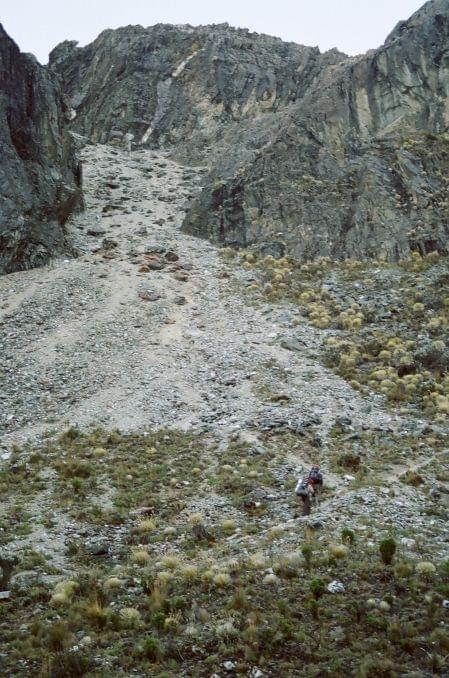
[{"xmin": 302, "ymin": 496, "xmax": 311, "ymax": 516}]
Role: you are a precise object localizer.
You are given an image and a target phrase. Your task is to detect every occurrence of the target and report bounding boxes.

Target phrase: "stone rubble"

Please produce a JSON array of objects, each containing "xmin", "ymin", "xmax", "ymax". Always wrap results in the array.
[{"xmin": 0, "ymin": 144, "xmax": 408, "ymax": 448}]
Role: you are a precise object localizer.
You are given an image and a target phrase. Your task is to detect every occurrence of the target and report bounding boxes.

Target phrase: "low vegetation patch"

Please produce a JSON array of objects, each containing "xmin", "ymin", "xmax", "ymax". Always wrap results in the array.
[
  {"xmin": 1, "ymin": 425, "xmax": 448, "ymax": 675},
  {"xmin": 223, "ymin": 248, "xmax": 449, "ymax": 420}
]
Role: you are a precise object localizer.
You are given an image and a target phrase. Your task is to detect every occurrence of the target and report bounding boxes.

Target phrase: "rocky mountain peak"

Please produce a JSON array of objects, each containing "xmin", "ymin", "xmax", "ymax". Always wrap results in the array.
[{"xmin": 46, "ymin": 2, "xmax": 449, "ymax": 262}]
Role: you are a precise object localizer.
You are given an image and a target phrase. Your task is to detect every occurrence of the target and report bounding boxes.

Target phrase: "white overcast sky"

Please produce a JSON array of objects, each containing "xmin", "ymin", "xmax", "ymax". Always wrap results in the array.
[{"xmin": 2, "ymin": 0, "xmax": 425, "ymax": 64}]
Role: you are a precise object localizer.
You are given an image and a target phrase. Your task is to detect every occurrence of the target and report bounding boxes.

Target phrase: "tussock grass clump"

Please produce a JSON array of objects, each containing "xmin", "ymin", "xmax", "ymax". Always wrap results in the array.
[
  {"xmin": 50, "ymin": 579, "xmax": 78, "ymax": 606},
  {"xmin": 137, "ymin": 518, "xmax": 157, "ymax": 533},
  {"xmin": 416, "ymin": 561, "xmax": 436, "ymax": 578},
  {"xmin": 212, "ymin": 572, "xmax": 232, "ymax": 588},
  {"xmin": 156, "ymin": 570, "xmax": 174, "ymax": 586},
  {"xmin": 104, "ymin": 577, "xmax": 123, "ymax": 591},
  {"xmin": 231, "ymin": 247, "xmax": 449, "ymax": 419},
  {"xmin": 132, "ymin": 549, "xmax": 151, "ymax": 566},
  {"xmin": 3, "ymin": 425, "xmax": 449, "ymax": 677},
  {"xmin": 248, "ymin": 553, "xmax": 266, "ymax": 570},
  {"xmin": 119, "ymin": 607, "xmax": 142, "ymax": 628},
  {"xmin": 329, "ymin": 544, "xmax": 349, "ymax": 560},
  {"xmin": 161, "ymin": 553, "xmax": 182, "ymax": 570},
  {"xmin": 221, "ymin": 518, "xmax": 237, "ymax": 533},
  {"xmin": 180, "ymin": 564, "xmax": 199, "ymax": 581}
]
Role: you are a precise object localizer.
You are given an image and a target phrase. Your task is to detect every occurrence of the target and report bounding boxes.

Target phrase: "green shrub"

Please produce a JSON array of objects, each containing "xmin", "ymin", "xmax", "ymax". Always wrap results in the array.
[
  {"xmin": 49, "ymin": 651, "xmax": 91, "ymax": 677},
  {"xmin": 440, "ymin": 559, "xmax": 449, "ymax": 579},
  {"xmin": 71, "ymin": 477, "xmax": 84, "ymax": 493},
  {"xmin": 379, "ymin": 537, "xmax": 397, "ymax": 565},
  {"xmin": 141, "ymin": 635, "xmax": 163, "ymax": 662},
  {"xmin": 310, "ymin": 578, "xmax": 326, "ymax": 599},
  {"xmin": 301, "ymin": 543, "xmax": 313, "ymax": 568},
  {"xmin": 359, "ymin": 656, "xmax": 397, "ymax": 677},
  {"xmin": 47, "ymin": 621, "xmax": 71, "ymax": 652},
  {"xmin": 341, "ymin": 527, "xmax": 356, "ymax": 544}
]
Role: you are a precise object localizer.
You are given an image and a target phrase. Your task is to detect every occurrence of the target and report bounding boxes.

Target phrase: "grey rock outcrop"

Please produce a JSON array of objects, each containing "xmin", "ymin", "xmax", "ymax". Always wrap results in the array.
[
  {"xmin": 50, "ymin": 1, "xmax": 449, "ymax": 261},
  {"xmin": 49, "ymin": 23, "xmax": 345, "ymax": 153},
  {"xmin": 0, "ymin": 24, "xmax": 82, "ymax": 274},
  {"xmin": 184, "ymin": 0, "xmax": 449, "ymax": 260}
]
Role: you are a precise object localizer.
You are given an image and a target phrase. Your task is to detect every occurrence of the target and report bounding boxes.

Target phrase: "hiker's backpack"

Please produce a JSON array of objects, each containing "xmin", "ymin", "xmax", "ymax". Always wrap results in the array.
[{"xmin": 295, "ymin": 479, "xmax": 309, "ymax": 497}]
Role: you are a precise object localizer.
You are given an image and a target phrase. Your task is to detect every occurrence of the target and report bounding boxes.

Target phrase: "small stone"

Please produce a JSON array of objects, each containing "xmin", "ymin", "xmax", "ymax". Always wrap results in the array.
[
  {"xmin": 223, "ymin": 660, "xmax": 236, "ymax": 671},
  {"xmin": 85, "ymin": 538, "xmax": 109, "ymax": 556},
  {"xmin": 87, "ymin": 226, "xmax": 106, "ymax": 236},
  {"xmin": 129, "ymin": 507, "xmax": 154, "ymax": 517},
  {"xmin": 174, "ymin": 271, "xmax": 189, "ymax": 281},
  {"xmin": 10, "ymin": 570, "xmax": 42, "ymax": 594},
  {"xmin": 280, "ymin": 337, "xmax": 304, "ymax": 352},
  {"xmin": 165, "ymin": 251, "xmax": 179, "ymax": 262},
  {"xmin": 102, "ymin": 237, "xmax": 118, "ymax": 250},
  {"xmin": 327, "ymin": 580, "xmax": 345, "ymax": 594},
  {"xmin": 174, "ymin": 295, "xmax": 187, "ymax": 305},
  {"xmin": 145, "ymin": 259, "xmax": 165, "ymax": 270},
  {"xmin": 0, "ymin": 591, "xmax": 11, "ymax": 600},
  {"xmin": 80, "ymin": 635, "xmax": 92, "ymax": 646},
  {"xmin": 139, "ymin": 290, "xmax": 161, "ymax": 302}
]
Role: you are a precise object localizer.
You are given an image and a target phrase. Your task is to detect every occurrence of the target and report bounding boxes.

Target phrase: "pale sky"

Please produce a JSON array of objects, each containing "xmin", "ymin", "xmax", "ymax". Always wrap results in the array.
[{"xmin": 2, "ymin": 0, "xmax": 425, "ymax": 64}]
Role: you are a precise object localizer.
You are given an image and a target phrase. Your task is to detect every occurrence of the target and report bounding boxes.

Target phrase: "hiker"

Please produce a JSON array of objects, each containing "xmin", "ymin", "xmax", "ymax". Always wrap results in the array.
[
  {"xmin": 295, "ymin": 465, "xmax": 323, "ymax": 516},
  {"xmin": 308, "ymin": 464, "xmax": 323, "ymax": 490}
]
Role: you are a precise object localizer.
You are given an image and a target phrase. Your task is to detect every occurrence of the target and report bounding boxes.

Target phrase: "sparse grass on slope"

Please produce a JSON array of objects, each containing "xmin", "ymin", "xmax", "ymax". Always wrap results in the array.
[
  {"xmin": 224, "ymin": 248, "xmax": 449, "ymax": 421},
  {"xmin": 1, "ymin": 428, "xmax": 449, "ymax": 676}
]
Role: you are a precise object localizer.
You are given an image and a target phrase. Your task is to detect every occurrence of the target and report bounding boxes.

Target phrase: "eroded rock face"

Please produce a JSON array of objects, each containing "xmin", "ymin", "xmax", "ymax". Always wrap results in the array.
[
  {"xmin": 50, "ymin": 1, "xmax": 449, "ymax": 261},
  {"xmin": 49, "ymin": 23, "xmax": 345, "ymax": 154},
  {"xmin": 183, "ymin": 0, "xmax": 449, "ymax": 261},
  {"xmin": 0, "ymin": 24, "xmax": 82, "ymax": 274}
]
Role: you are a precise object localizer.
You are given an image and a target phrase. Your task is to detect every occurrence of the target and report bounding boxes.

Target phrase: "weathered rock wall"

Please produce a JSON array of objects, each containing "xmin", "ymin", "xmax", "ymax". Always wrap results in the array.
[
  {"xmin": 0, "ymin": 24, "xmax": 82, "ymax": 274},
  {"xmin": 50, "ymin": 1, "xmax": 449, "ymax": 261},
  {"xmin": 49, "ymin": 23, "xmax": 346, "ymax": 155},
  {"xmin": 183, "ymin": 0, "xmax": 449, "ymax": 261}
]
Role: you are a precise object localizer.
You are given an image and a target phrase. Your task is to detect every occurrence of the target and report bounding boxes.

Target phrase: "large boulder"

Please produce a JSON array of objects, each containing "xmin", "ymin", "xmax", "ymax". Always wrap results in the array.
[{"xmin": 0, "ymin": 24, "xmax": 82, "ymax": 274}]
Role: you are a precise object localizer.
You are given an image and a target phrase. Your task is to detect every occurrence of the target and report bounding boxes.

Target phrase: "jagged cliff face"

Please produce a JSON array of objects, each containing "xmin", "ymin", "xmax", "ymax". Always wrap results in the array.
[
  {"xmin": 51, "ymin": 0, "xmax": 449, "ymax": 260},
  {"xmin": 0, "ymin": 24, "xmax": 82, "ymax": 274},
  {"xmin": 183, "ymin": 0, "xmax": 449, "ymax": 260},
  {"xmin": 49, "ymin": 24, "xmax": 345, "ymax": 153}
]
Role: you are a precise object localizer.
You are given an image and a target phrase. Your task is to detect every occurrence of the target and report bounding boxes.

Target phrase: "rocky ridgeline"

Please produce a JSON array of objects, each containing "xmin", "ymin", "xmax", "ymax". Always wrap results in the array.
[
  {"xmin": 48, "ymin": 0, "xmax": 449, "ymax": 262},
  {"xmin": 0, "ymin": 25, "xmax": 82, "ymax": 274}
]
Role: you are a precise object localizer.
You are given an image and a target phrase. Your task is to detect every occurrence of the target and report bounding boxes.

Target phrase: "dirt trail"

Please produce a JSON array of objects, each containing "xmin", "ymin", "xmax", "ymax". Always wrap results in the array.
[{"xmin": 0, "ymin": 144, "xmax": 410, "ymax": 451}]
